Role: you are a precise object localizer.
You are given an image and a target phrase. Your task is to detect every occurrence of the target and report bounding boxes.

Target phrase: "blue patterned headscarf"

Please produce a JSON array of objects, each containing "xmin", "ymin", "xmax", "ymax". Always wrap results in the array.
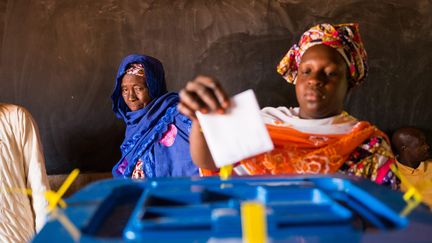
[{"xmin": 111, "ymin": 54, "xmax": 197, "ymax": 178}]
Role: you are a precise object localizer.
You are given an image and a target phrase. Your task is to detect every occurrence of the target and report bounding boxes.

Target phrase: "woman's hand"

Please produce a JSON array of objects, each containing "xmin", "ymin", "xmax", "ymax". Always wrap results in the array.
[
  {"xmin": 178, "ymin": 75, "xmax": 230, "ymax": 121},
  {"xmin": 177, "ymin": 75, "xmax": 229, "ymax": 171}
]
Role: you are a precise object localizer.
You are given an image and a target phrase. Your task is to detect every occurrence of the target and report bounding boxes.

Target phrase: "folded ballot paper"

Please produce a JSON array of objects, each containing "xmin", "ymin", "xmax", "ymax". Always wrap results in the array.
[{"xmin": 196, "ymin": 89, "xmax": 274, "ymax": 168}]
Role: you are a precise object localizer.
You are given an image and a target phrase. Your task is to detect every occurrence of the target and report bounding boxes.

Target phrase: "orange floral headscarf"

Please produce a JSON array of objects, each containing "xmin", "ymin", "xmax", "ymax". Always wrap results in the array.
[{"xmin": 277, "ymin": 23, "xmax": 368, "ymax": 87}]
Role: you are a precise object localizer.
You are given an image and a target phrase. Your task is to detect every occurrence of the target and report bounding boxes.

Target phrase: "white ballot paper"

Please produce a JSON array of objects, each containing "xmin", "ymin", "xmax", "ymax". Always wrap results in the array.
[{"xmin": 196, "ymin": 89, "xmax": 274, "ymax": 168}]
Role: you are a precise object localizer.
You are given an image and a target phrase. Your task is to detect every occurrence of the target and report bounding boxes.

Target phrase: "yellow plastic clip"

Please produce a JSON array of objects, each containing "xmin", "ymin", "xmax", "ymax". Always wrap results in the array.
[
  {"xmin": 6, "ymin": 187, "xmax": 33, "ymax": 196},
  {"xmin": 400, "ymin": 187, "xmax": 422, "ymax": 216},
  {"xmin": 241, "ymin": 201, "xmax": 267, "ymax": 243},
  {"xmin": 45, "ymin": 169, "xmax": 80, "ymax": 212},
  {"xmin": 51, "ymin": 209, "xmax": 81, "ymax": 242},
  {"xmin": 4, "ymin": 169, "xmax": 81, "ymax": 241},
  {"xmin": 390, "ymin": 164, "xmax": 422, "ymax": 216},
  {"xmin": 219, "ymin": 164, "xmax": 233, "ymax": 181}
]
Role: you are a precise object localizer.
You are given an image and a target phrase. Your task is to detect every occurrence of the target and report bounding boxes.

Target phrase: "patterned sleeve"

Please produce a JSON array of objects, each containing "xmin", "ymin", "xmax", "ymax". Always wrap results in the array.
[{"xmin": 340, "ymin": 136, "xmax": 399, "ymax": 189}]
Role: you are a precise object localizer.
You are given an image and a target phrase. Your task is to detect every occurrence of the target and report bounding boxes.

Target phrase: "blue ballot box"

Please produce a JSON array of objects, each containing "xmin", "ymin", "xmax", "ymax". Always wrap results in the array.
[{"xmin": 33, "ymin": 175, "xmax": 432, "ymax": 242}]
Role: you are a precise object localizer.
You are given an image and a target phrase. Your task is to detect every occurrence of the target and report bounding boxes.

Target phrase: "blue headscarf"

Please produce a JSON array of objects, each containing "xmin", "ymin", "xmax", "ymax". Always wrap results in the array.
[
  {"xmin": 111, "ymin": 54, "xmax": 198, "ymax": 178},
  {"xmin": 112, "ymin": 54, "xmax": 168, "ymax": 120}
]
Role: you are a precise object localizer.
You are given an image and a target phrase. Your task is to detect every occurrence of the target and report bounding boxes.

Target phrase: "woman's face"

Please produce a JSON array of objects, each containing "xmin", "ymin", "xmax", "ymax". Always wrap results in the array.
[
  {"xmin": 295, "ymin": 44, "xmax": 349, "ymax": 119},
  {"xmin": 121, "ymin": 74, "xmax": 151, "ymax": 111}
]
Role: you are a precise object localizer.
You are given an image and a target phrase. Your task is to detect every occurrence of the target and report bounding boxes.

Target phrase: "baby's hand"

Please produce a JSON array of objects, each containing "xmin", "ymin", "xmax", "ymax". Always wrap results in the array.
[{"xmin": 178, "ymin": 75, "xmax": 230, "ymax": 121}]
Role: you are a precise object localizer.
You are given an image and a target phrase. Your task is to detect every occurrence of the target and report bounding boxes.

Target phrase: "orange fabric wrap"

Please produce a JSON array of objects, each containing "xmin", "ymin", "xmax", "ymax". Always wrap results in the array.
[{"xmin": 201, "ymin": 121, "xmax": 386, "ymax": 176}]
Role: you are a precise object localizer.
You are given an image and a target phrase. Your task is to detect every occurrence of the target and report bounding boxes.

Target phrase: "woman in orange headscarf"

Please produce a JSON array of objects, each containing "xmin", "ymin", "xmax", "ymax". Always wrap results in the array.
[{"xmin": 178, "ymin": 23, "xmax": 398, "ymax": 188}]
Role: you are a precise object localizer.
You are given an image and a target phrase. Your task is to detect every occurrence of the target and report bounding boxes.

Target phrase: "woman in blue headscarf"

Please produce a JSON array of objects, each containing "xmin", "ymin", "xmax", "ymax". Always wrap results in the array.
[{"xmin": 111, "ymin": 54, "xmax": 198, "ymax": 178}]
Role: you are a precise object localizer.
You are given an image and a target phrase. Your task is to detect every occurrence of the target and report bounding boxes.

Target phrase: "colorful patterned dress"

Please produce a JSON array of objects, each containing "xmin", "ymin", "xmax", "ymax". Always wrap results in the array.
[{"xmin": 201, "ymin": 107, "xmax": 398, "ymax": 189}]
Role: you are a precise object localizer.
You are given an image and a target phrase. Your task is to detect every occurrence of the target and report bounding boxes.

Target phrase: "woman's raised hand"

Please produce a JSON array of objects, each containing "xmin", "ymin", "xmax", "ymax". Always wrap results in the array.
[{"xmin": 178, "ymin": 75, "xmax": 230, "ymax": 121}]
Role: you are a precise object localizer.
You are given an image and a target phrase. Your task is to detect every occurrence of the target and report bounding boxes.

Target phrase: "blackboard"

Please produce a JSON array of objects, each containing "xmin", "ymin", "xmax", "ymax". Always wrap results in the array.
[{"xmin": 1, "ymin": 0, "xmax": 431, "ymax": 174}]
